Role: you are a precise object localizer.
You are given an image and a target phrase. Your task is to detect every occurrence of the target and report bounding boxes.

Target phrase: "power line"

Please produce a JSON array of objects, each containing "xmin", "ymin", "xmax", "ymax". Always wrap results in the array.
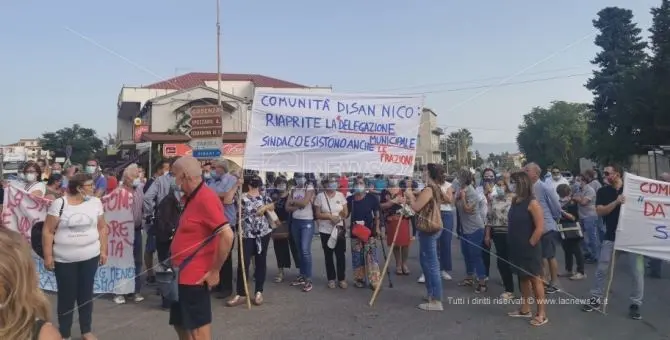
[
  {"xmin": 369, "ymin": 66, "xmax": 591, "ymax": 92},
  {"xmin": 403, "ymin": 72, "xmax": 590, "ymax": 95}
]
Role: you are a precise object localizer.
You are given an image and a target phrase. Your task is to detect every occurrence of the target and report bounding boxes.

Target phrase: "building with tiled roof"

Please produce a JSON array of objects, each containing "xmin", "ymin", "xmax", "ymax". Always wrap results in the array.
[{"xmin": 116, "ymin": 72, "xmax": 332, "ymax": 166}]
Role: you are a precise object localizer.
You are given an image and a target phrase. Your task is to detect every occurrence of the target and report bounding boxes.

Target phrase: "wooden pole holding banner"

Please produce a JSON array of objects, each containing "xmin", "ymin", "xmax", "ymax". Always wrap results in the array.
[
  {"xmin": 602, "ymin": 246, "xmax": 618, "ymax": 314},
  {"xmin": 369, "ymin": 216, "xmax": 403, "ymax": 307},
  {"xmin": 237, "ymin": 187, "xmax": 252, "ymax": 309}
]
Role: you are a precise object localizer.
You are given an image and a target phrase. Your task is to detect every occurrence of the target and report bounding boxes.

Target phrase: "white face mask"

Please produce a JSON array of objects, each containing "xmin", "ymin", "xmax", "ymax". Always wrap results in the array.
[
  {"xmin": 24, "ymin": 173, "xmax": 37, "ymax": 182},
  {"xmin": 132, "ymin": 178, "xmax": 142, "ymax": 188},
  {"xmin": 52, "ymin": 170, "xmax": 61, "ymax": 174}
]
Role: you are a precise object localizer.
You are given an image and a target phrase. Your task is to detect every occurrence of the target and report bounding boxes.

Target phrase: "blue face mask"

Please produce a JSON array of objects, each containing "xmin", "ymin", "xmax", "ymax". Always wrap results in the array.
[
  {"xmin": 328, "ymin": 182, "xmax": 338, "ymax": 190},
  {"xmin": 354, "ymin": 186, "xmax": 365, "ymax": 193},
  {"xmin": 495, "ymin": 185, "xmax": 504, "ymax": 198},
  {"xmin": 203, "ymin": 172, "xmax": 211, "ymax": 179}
]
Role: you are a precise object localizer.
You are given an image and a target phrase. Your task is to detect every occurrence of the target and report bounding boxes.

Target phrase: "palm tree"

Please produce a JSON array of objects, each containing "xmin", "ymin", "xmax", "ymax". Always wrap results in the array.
[{"xmin": 446, "ymin": 129, "xmax": 473, "ymax": 166}]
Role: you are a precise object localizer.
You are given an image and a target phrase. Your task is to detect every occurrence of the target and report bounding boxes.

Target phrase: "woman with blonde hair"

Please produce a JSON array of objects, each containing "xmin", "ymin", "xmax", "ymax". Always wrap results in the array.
[{"xmin": 0, "ymin": 228, "xmax": 61, "ymax": 339}]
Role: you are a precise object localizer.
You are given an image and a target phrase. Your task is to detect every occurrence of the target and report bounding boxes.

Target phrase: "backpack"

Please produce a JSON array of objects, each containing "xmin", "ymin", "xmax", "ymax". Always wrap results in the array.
[
  {"xmin": 32, "ymin": 198, "xmax": 65, "ymax": 258},
  {"xmin": 154, "ymin": 189, "xmax": 182, "ymax": 242}
]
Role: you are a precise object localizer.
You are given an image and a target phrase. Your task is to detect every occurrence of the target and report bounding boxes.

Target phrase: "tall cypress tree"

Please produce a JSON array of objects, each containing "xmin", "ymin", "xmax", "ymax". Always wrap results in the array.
[
  {"xmin": 646, "ymin": 0, "xmax": 670, "ymax": 147},
  {"xmin": 585, "ymin": 7, "xmax": 647, "ymax": 165}
]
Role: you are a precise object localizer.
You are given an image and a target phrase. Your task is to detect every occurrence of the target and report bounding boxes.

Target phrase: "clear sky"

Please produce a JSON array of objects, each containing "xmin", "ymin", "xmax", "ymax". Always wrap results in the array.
[{"xmin": 0, "ymin": 0, "xmax": 660, "ymax": 146}]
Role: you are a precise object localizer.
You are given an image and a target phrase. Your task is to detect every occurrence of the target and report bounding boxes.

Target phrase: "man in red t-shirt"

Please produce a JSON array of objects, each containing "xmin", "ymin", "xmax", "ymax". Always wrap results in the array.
[{"xmin": 169, "ymin": 156, "xmax": 235, "ymax": 339}]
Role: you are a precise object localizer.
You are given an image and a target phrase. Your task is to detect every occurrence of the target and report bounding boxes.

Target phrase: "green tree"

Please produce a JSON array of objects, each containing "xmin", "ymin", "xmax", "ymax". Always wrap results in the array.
[
  {"xmin": 473, "ymin": 150, "xmax": 484, "ymax": 168},
  {"xmin": 39, "ymin": 124, "xmax": 103, "ymax": 165},
  {"xmin": 516, "ymin": 101, "xmax": 589, "ymax": 171},
  {"xmin": 585, "ymin": 7, "xmax": 647, "ymax": 164},
  {"xmin": 644, "ymin": 0, "xmax": 670, "ymax": 147},
  {"xmin": 487, "ymin": 152, "xmax": 515, "ymax": 170},
  {"xmin": 446, "ymin": 129, "xmax": 473, "ymax": 166}
]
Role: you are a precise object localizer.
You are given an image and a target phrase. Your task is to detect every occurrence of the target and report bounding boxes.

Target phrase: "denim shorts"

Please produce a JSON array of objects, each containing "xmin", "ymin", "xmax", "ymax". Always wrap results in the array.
[{"xmin": 541, "ymin": 231, "xmax": 558, "ymax": 259}]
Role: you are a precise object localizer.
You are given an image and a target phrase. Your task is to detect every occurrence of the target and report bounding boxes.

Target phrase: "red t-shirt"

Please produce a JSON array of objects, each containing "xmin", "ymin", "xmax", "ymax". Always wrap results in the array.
[
  {"xmin": 106, "ymin": 176, "xmax": 118, "ymax": 194},
  {"xmin": 171, "ymin": 183, "xmax": 228, "ymax": 285}
]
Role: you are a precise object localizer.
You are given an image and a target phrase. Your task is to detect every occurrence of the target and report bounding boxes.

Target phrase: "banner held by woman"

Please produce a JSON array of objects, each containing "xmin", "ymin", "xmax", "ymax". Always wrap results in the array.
[{"xmin": 1, "ymin": 184, "xmax": 136, "ymax": 294}]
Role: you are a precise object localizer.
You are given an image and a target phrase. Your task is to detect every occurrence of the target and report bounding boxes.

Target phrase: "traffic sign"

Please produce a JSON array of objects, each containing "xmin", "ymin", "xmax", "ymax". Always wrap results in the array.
[
  {"xmin": 192, "ymin": 149, "xmax": 222, "ymax": 159},
  {"xmin": 187, "ymin": 128, "xmax": 223, "ymax": 138},
  {"xmin": 191, "ymin": 116, "xmax": 222, "ymax": 128},
  {"xmin": 188, "ymin": 105, "xmax": 223, "ymax": 117},
  {"xmin": 189, "ymin": 138, "xmax": 223, "ymax": 150}
]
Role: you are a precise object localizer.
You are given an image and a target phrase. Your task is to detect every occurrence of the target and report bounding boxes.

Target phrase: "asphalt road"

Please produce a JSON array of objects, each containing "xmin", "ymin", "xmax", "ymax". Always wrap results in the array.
[{"xmin": 48, "ymin": 235, "xmax": 670, "ymax": 340}]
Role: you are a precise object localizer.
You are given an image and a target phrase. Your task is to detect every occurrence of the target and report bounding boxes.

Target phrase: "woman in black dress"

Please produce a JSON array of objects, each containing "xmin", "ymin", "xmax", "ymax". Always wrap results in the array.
[
  {"xmin": 271, "ymin": 176, "xmax": 300, "ymax": 283},
  {"xmin": 507, "ymin": 171, "xmax": 548, "ymax": 326}
]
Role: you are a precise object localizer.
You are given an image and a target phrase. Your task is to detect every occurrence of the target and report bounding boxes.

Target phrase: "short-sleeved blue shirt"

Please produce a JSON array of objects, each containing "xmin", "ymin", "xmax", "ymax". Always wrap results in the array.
[{"xmin": 207, "ymin": 173, "xmax": 238, "ymax": 226}]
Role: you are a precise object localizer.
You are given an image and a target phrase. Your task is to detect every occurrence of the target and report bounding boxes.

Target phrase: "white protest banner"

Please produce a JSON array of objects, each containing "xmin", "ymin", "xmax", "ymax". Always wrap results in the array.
[
  {"xmin": 615, "ymin": 172, "xmax": 670, "ymax": 261},
  {"xmin": 243, "ymin": 91, "xmax": 424, "ymax": 176},
  {"xmin": 1, "ymin": 185, "xmax": 136, "ymax": 294}
]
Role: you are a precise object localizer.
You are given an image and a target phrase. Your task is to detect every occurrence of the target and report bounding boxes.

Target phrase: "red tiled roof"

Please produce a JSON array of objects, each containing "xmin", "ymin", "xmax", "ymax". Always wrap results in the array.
[
  {"xmin": 140, "ymin": 132, "xmax": 247, "ymax": 143},
  {"xmin": 145, "ymin": 72, "xmax": 306, "ymax": 90}
]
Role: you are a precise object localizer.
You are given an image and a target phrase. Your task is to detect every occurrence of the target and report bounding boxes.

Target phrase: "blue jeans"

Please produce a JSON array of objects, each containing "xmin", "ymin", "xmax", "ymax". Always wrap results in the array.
[
  {"xmin": 460, "ymin": 228, "xmax": 486, "ymax": 280},
  {"xmin": 419, "ymin": 230, "xmax": 442, "ymax": 301},
  {"xmin": 581, "ymin": 216, "xmax": 600, "ymax": 259},
  {"xmin": 590, "ymin": 241, "xmax": 644, "ymax": 305},
  {"xmin": 133, "ymin": 228, "xmax": 143, "ymax": 293},
  {"xmin": 291, "ymin": 219, "xmax": 315, "ymax": 280},
  {"xmin": 439, "ymin": 211, "xmax": 454, "ymax": 272}
]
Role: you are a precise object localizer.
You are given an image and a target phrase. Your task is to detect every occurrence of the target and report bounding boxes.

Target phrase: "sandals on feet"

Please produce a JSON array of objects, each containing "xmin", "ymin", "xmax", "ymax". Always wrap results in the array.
[
  {"xmin": 402, "ymin": 265, "xmax": 411, "ymax": 275},
  {"xmin": 507, "ymin": 310, "xmax": 532, "ymax": 318},
  {"xmin": 354, "ymin": 281, "xmax": 366, "ymax": 288},
  {"xmin": 530, "ymin": 315, "xmax": 548, "ymax": 326}
]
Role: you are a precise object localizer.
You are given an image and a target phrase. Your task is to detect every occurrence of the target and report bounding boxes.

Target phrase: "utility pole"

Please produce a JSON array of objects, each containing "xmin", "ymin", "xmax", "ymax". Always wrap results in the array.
[{"xmin": 216, "ymin": 0, "xmax": 222, "ymax": 109}]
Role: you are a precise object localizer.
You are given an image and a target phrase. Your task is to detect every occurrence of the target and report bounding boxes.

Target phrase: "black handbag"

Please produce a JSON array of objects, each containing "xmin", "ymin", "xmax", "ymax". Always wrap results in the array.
[{"xmin": 558, "ymin": 221, "xmax": 583, "ymax": 240}]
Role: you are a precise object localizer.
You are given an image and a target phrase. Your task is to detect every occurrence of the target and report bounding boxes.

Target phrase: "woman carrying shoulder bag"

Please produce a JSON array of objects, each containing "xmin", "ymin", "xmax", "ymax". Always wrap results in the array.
[
  {"xmin": 314, "ymin": 177, "xmax": 348, "ymax": 289},
  {"xmin": 42, "ymin": 173, "xmax": 108, "ymax": 340},
  {"xmin": 405, "ymin": 164, "xmax": 445, "ymax": 312}
]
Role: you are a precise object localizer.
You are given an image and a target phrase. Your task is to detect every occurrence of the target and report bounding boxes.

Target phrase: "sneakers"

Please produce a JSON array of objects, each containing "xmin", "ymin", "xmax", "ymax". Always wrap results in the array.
[
  {"xmin": 327, "ymin": 280, "xmax": 336, "ymax": 289},
  {"xmin": 629, "ymin": 304, "xmax": 642, "ymax": 320},
  {"xmin": 253, "ymin": 292, "xmax": 264, "ymax": 306},
  {"xmin": 274, "ymin": 270, "xmax": 284, "ymax": 283},
  {"xmin": 569, "ymin": 273, "xmax": 586, "ymax": 280},
  {"xmin": 581, "ymin": 298, "xmax": 601, "ymax": 312},
  {"xmin": 113, "ymin": 294, "xmax": 144, "ymax": 304},
  {"xmin": 338, "ymin": 280, "xmax": 348, "ymax": 289},
  {"xmin": 500, "ymin": 292, "xmax": 514, "ymax": 300},
  {"xmin": 545, "ymin": 285, "xmax": 559, "ymax": 294},
  {"xmin": 226, "ymin": 295, "xmax": 246, "ymax": 307},
  {"xmin": 291, "ymin": 276, "xmax": 306, "ymax": 286},
  {"xmin": 302, "ymin": 281, "xmax": 313, "ymax": 292},
  {"xmin": 441, "ymin": 271, "xmax": 452, "ymax": 280},
  {"xmin": 417, "ymin": 274, "xmax": 425, "ymax": 283},
  {"xmin": 418, "ymin": 301, "xmax": 444, "ymax": 311}
]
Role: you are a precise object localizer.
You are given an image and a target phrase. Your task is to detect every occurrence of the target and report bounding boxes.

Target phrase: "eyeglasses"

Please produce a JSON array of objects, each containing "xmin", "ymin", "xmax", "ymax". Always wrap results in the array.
[{"xmin": 551, "ymin": 171, "xmax": 560, "ymax": 175}]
